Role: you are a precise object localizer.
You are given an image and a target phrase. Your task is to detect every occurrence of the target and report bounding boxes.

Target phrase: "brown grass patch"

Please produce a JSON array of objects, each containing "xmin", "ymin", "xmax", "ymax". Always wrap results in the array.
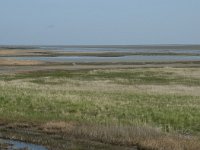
[
  {"xmin": 0, "ymin": 50, "xmax": 24, "ymax": 55},
  {"xmin": 39, "ymin": 122, "xmax": 200, "ymax": 150},
  {"xmin": 0, "ymin": 59, "xmax": 44, "ymax": 66},
  {"xmin": 0, "ymin": 49, "xmax": 48, "ymax": 56},
  {"xmin": 40, "ymin": 121, "xmax": 76, "ymax": 132}
]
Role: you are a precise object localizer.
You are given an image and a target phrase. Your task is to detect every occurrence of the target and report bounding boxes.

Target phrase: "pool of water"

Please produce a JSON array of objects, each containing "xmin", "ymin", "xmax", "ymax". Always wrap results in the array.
[
  {"xmin": 37, "ymin": 46, "xmax": 200, "ymax": 54},
  {"xmin": 1, "ymin": 46, "xmax": 200, "ymax": 63},
  {"xmin": 0, "ymin": 138, "xmax": 48, "ymax": 150},
  {"xmin": 5, "ymin": 55, "xmax": 200, "ymax": 62}
]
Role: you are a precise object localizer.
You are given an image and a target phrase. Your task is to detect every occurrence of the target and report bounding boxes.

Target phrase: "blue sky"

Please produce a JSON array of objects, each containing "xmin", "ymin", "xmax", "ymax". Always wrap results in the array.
[{"xmin": 0, "ymin": 0, "xmax": 200, "ymax": 45}]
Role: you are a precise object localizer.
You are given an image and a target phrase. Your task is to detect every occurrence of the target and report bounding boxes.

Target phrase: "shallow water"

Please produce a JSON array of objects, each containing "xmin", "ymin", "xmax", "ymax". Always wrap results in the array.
[
  {"xmin": 37, "ymin": 46, "xmax": 200, "ymax": 54},
  {"xmin": 5, "ymin": 55, "xmax": 200, "ymax": 62},
  {"xmin": 0, "ymin": 138, "xmax": 48, "ymax": 150},
  {"xmin": 1, "ymin": 46, "xmax": 200, "ymax": 63}
]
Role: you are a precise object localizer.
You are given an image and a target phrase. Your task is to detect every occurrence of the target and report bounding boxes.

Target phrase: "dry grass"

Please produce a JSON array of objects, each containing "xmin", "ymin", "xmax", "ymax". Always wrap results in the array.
[
  {"xmin": 0, "ymin": 49, "xmax": 48, "ymax": 56},
  {"xmin": 0, "ymin": 59, "xmax": 44, "ymax": 65},
  {"xmin": 0, "ymin": 49, "xmax": 26, "ymax": 55},
  {"xmin": 39, "ymin": 121, "xmax": 200, "ymax": 150}
]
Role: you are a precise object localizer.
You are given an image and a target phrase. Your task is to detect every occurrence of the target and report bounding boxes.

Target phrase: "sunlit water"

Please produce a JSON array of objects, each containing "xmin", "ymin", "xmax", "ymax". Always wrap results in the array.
[
  {"xmin": 37, "ymin": 46, "xmax": 200, "ymax": 54},
  {"xmin": 1, "ymin": 46, "xmax": 200, "ymax": 62},
  {"xmin": 4, "ymin": 55, "xmax": 200, "ymax": 62},
  {"xmin": 0, "ymin": 138, "xmax": 48, "ymax": 150}
]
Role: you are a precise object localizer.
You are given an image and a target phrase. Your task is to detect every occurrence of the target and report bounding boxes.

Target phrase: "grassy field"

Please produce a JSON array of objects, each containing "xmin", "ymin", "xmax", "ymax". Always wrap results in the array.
[{"xmin": 1, "ymin": 67, "xmax": 200, "ymax": 149}]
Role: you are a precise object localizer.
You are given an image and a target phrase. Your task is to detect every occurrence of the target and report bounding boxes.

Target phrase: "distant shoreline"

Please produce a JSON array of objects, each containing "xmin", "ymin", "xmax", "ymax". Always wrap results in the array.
[{"xmin": 1, "ymin": 44, "xmax": 200, "ymax": 50}]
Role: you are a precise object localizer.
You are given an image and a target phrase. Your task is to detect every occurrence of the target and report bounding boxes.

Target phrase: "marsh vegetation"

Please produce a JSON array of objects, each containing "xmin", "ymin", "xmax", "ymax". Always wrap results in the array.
[
  {"xmin": 1, "ymin": 67, "xmax": 200, "ymax": 149},
  {"xmin": 1, "ymin": 46, "xmax": 200, "ymax": 149}
]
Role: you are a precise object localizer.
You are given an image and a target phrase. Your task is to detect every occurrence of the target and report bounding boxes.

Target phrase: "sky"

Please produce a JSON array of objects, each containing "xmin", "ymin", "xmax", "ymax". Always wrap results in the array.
[{"xmin": 0, "ymin": 0, "xmax": 200, "ymax": 45}]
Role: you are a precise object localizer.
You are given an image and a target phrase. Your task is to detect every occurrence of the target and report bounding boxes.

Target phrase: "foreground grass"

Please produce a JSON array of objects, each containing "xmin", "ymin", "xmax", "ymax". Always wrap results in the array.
[
  {"xmin": 0, "ymin": 67, "xmax": 200, "ymax": 149},
  {"xmin": 1, "ymin": 85, "xmax": 200, "ymax": 133}
]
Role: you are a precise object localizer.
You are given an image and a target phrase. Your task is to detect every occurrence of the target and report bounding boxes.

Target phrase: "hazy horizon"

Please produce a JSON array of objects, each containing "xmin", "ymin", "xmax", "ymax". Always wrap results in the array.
[
  {"xmin": 1, "ymin": 44, "xmax": 200, "ymax": 47},
  {"xmin": 0, "ymin": 0, "xmax": 200, "ymax": 45}
]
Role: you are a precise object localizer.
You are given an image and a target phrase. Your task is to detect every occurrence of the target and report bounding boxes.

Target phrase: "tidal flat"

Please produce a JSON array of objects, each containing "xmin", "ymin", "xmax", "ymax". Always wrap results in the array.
[{"xmin": 0, "ymin": 45, "xmax": 200, "ymax": 150}]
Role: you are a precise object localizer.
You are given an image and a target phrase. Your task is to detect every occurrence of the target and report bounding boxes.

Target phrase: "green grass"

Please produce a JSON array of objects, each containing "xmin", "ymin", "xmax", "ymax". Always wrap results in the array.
[
  {"xmin": 1, "ymin": 68, "xmax": 200, "ymax": 86},
  {"xmin": 1, "ymin": 68, "xmax": 200, "ymax": 135},
  {"xmin": 1, "ymin": 87, "xmax": 200, "ymax": 133}
]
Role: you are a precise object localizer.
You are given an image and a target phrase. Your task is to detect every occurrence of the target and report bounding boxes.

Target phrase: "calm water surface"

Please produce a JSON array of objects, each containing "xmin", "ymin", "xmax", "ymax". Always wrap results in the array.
[
  {"xmin": 1, "ymin": 46, "xmax": 200, "ymax": 62},
  {"xmin": 6, "ymin": 55, "xmax": 200, "ymax": 62},
  {"xmin": 0, "ymin": 138, "xmax": 48, "ymax": 150},
  {"xmin": 38, "ymin": 46, "xmax": 200, "ymax": 54}
]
